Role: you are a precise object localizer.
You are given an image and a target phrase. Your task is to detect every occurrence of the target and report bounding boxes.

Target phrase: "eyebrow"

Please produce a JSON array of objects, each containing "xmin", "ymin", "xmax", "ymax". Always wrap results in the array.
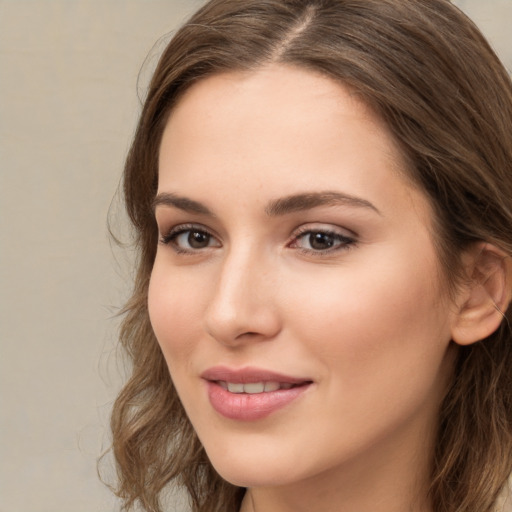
[
  {"xmin": 152, "ymin": 192, "xmax": 214, "ymax": 216},
  {"xmin": 265, "ymin": 191, "xmax": 381, "ymax": 216},
  {"xmin": 152, "ymin": 190, "xmax": 380, "ymax": 217}
]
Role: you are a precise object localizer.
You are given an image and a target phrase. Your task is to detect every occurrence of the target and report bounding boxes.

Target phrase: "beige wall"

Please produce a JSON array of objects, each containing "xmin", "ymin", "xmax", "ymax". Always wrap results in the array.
[{"xmin": 0, "ymin": 1, "xmax": 510, "ymax": 511}]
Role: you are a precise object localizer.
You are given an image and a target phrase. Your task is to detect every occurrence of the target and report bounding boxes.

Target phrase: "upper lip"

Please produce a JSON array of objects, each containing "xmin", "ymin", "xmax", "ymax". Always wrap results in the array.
[{"xmin": 201, "ymin": 366, "xmax": 311, "ymax": 384}]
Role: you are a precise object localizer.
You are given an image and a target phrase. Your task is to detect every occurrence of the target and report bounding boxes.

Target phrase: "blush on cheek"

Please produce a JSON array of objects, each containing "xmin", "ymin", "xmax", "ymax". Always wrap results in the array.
[{"xmin": 148, "ymin": 284, "xmax": 204, "ymax": 372}]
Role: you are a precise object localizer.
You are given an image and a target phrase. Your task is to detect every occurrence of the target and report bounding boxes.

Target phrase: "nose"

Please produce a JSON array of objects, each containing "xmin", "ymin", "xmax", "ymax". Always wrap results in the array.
[{"xmin": 203, "ymin": 248, "xmax": 282, "ymax": 347}]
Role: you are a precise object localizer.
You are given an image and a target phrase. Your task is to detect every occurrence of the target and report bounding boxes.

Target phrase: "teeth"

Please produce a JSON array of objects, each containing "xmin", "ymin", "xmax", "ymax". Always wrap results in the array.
[
  {"xmin": 221, "ymin": 381, "xmax": 289, "ymax": 394},
  {"xmin": 264, "ymin": 381, "xmax": 280, "ymax": 392},
  {"xmin": 226, "ymin": 382, "xmax": 244, "ymax": 393},
  {"xmin": 244, "ymin": 382, "xmax": 265, "ymax": 394}
]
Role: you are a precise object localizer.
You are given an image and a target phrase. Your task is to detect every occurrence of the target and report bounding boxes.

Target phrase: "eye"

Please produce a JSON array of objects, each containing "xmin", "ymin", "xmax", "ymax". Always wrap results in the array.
[
  {"xmin": 290, "ymin": 228, "xmax": 355, "ymax": 253},
  {"xmin": 160, "ymin": 224, "xmax": 221, "ymax": 253}
]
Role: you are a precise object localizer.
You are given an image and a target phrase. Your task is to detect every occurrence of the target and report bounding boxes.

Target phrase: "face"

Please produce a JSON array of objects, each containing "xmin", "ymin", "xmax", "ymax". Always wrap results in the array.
[{"xmin": 149, "ymin": 65, "xmax": 458, "ymax": 495}]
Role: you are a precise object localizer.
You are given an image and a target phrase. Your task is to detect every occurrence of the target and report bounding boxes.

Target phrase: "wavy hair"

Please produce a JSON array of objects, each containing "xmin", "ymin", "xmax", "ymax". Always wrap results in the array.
[{"xmin": 108, "ymin": 1, "xmax": 512, "ymax": 511}]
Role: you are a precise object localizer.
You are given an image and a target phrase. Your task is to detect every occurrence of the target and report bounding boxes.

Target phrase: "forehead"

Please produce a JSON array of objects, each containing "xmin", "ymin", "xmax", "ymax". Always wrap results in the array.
[
  {"xmin": 161, "ymin": 65, "xmax": 404, "ymax": 171},
  {"xmin": 158, "ymin": 64, "xmax": 431, "ymax": 227},
  {"xmin": 165, "ymin": 65, "xmax": 384, "ymax": 141}
]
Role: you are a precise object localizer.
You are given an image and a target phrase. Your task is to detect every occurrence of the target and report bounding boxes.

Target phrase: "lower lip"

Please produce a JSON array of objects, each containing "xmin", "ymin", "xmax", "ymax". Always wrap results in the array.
[{"xmin": 206, "ymin": 381, "xmax": 310, "ymax": 421}]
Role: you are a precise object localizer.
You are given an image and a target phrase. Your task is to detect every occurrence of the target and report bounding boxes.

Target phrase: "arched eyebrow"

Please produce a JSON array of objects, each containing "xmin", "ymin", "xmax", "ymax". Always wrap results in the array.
[
  {"xmin": 152, "ymin": 192, "xmax": 214, "ymax": 216},
  {"xmin": 265, "ymin": 191, "xmax": 381, "ymax": 216},
  {"xmin": 152, "ymin": 191, "xmax": 380, "ymax": 217}
]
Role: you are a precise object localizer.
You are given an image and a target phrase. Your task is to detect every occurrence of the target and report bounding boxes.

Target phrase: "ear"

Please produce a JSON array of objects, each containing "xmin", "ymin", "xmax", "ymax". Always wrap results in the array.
[{"xmin": 451, "ymin": 242, "xmax": 512, "ymax": 346}]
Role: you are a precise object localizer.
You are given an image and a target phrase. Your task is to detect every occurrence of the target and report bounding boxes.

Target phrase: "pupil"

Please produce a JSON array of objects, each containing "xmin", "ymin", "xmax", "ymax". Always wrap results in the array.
[
  {"xmin": 188, "ymin": 231, "xmax": 209, "ymax": 248},
  {"xmin": 310, "ymin": 232, "xmax": 334, "ymax": 250}
]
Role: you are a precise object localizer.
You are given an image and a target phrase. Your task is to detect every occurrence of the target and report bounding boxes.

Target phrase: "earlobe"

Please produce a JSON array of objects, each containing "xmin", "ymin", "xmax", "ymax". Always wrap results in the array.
[{"xmin": 451, "ymin": 243, "xmax": 512, "ymax": 346}]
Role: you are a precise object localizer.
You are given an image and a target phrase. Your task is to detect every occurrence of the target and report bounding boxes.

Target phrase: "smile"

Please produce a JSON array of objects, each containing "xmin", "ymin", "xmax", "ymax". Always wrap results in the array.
[
  {"xmin": 201, "ymin": 366, "xmax": 312, "ymax": 421},
  {"xmin": 217, "ymin": 381, "xmax": 296, "ymax": 393}
]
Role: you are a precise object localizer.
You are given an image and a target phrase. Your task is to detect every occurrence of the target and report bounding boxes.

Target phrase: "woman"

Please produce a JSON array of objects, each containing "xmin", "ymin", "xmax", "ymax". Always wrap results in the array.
[{"xmin": 109, "ymin": 1, "xmax": 512, "ymax": 511}]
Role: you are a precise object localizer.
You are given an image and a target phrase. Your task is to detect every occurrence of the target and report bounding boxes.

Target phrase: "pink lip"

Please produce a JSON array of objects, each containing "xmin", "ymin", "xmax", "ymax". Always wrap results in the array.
[
  {"xmin": 201, "ymin": 366, "xmax": 312, "ymax": 421},
  {"xmin": 201, "ymin": 366, "xmax": 309, "ymax": 384}
]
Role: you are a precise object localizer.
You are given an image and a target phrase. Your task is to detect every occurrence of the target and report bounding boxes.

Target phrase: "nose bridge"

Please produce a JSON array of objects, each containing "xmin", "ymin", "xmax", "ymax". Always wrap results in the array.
[{"xmin": 204, "ymin": 243, "xmax": 280, "ymax": 345}]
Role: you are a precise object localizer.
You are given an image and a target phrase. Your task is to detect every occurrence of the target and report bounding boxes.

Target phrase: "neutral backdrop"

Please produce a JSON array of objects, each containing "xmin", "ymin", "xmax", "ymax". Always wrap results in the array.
[{"xmin": 1, "ymin": 1, "xmax": 511, "ymax": 511}]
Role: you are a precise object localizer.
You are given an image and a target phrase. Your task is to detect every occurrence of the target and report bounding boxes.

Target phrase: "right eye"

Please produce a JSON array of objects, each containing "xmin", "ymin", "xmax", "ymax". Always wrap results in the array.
[{"xmin": 160, "ymin": 225, "xmax": 221, "ymax": 253}]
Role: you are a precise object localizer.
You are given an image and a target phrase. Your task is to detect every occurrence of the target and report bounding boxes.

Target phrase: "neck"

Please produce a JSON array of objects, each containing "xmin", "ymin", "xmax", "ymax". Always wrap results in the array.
[{"xmin": 241, "ymin": 477, "xmax": 431, "ymax": 512}]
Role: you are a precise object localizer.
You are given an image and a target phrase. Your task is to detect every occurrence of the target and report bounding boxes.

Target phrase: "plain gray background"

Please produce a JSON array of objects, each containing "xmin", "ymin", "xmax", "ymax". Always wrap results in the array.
[{"xmin": 1, "ymin": 1, "xmax": 511, "ymax": 511}]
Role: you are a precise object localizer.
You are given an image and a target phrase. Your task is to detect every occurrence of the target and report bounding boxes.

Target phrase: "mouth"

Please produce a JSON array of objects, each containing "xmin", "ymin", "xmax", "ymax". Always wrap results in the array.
[
  {"xmin": 216, "ymin": 381, "xmax": 301, "ymax": 394},
  {"xmin": 201, "ymin": 366, "xmax": 313, "ymax": 421}
]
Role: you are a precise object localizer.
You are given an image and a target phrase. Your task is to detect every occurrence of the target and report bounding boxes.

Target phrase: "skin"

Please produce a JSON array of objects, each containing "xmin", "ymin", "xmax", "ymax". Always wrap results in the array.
[{"xmin": 148, "ymin": 65, "xmax": 464, "ymax": 512}]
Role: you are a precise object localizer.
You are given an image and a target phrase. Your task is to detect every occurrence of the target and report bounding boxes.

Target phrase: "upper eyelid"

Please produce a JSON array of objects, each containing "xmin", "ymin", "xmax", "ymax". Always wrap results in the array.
[
  {"xmin": 159, "ymin": 223, "xmax": 217, "ymax": 242},
  {"xmin": 289, "ymin": 228, "xmax": 357, "ymax": 256},
  {"xmin": 290, "ymin": 228, "xmax": 356, "ymax": 244},
  {"xmin": 158, "ymin": 221, "xmax": 357, "ymax": 244},
  {"xmin": 160, "ymin": 222, "xmax": 217, "ymax": 237},
  {"xmin": 159, "ymin": 225, "xmax": 222, "ymax": 254},
  {"xmin": 291, "ymin": 223, "xmax": 357, "ymax": 238}
]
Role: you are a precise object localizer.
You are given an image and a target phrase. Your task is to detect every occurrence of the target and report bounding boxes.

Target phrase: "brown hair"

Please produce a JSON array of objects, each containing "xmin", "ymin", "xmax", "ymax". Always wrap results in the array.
[{"xmin": 109, "ymin": 1, "xmax": 512, "ymax": 511}]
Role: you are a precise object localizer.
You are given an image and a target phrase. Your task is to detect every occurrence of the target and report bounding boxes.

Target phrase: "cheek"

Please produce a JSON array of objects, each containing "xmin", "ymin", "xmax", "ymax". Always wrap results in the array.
[
  {"xmin": 282, "ymin": 248, "xmax": 452, "ymax": 385},
  {"xmin": 276, "ymin": 253, "xmax": 454, "ymax": 463},
  {"xmin": 147, "ymin": 264, "xmax": 206, "ymax": 366}
]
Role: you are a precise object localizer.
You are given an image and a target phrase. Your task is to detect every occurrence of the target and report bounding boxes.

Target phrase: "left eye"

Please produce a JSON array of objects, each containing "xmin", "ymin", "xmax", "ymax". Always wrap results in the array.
[
  {"xmin": 177, "ymin": 230, "xmax": 213, "ymax": 249},
  {"xmin": 161, "ymin": 227, "xmax": 221, "ymax": 251},
  {"xmin": 292, "ymin": 230, "xmax": 354, "ymax": 252}
]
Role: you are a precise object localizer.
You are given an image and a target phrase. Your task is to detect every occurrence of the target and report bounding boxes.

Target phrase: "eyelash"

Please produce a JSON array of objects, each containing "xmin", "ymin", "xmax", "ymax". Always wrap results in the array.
[
  {"xmin": 288, "ymin": 227, "xmax": 356, "ymax": 255},
  {"xmin": 159, "ymin": 224, "xmax": 356, "ymax": 255},
  {"xmin": 159, "ymin": 223, "xmax": 218, "ymax": 254}
]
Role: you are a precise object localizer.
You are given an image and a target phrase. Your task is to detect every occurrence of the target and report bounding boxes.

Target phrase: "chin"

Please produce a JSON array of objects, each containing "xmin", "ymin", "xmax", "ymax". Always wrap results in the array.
[
  {"xmin": 212, "ymin": 463, "xmax": 293, "ymax": 489},
  {"xmin": 201, "ymin": 438, "xmax": 309, "ymax": 489}
]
